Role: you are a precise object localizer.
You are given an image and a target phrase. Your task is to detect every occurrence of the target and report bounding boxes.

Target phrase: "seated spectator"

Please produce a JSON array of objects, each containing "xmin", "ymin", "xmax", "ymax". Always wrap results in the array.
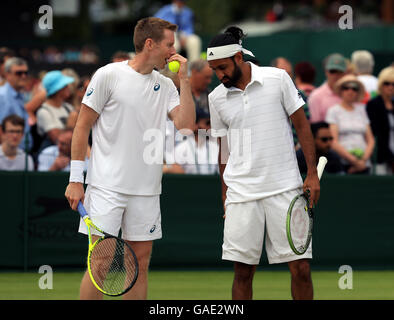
[
  {"xmin": 155, "ymin": 0, "xmax": 202, "ymax": 63},
  {"xmin": 0, "ymin": 114, "xmax": 34, "ymax": 171},
  {"xmin": 0, "ymin": 57, "xmax": 32, "ymax": 149},
  {"xmin": 36, "ymin": 70, "xmax": 77, "ymax": 151},
  {"xmin": 189, "ymin": 59, "xmax": 213, "ymax": 114},
  {"xmin": 351, "ymin": 50, "xmax": 378, "ymax": 100},
  {"xmin": 366, "ymin": 66, "xmax": 394, "ymax": 175},
  {"xmin": 308, "ymin": 53, "xmax": 346, "ymax": 123},
  {"xmin": 38, "ymin": 129, "xmax": 88, "ymax": 171},
  {"xmin": 174, "ymin": 109, "xmax": 219, "ymax": 175},
  {"xmin": 294, "ymin": 61, "xmax": 316, "ymax": 98},
  {"xmin": 296, "ymin": 121, "xmax": 344, "ymax": 174},
  {"xmin": 326, "ymin": 75, "xmax": 375, "ymax": 174}
]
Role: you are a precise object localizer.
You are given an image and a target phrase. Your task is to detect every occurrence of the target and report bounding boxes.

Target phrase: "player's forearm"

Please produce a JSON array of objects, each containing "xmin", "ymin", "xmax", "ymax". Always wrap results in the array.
[
  {"xmin": 298, "ymin": 130, "xmax": 317, "ymax": 174},
  {"xmin": 291, "ymin": 109, "xmax": 317, "ymax": 174},
  {"xmin": 177, "ymin": 78, "xmax": 196, "ymax": 130},
  {"xmin": 71, "ymin": 123, "xmax": 90, "ymax": 161},
  {"xmin": 71, "ymin": 105, "xmax": 98, "ymax": 161}
]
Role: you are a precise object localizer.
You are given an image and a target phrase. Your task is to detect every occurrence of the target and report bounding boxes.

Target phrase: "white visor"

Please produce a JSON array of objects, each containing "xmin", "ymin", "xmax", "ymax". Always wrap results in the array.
[{"xmin": 207, "ymin": 44, "xmax": 255, "ymax": 61}]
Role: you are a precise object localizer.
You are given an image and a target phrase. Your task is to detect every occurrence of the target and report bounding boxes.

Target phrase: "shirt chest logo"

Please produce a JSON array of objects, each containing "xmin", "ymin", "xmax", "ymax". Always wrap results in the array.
[{"xmin": 154, "ymin": 83, "xmax": 160, "ymax": 91}]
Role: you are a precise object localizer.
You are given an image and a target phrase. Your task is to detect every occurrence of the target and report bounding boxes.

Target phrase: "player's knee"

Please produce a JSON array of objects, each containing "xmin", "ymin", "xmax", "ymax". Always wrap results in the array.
[
  {"xmin": 289, "ymin": 260, "xmax": 311, "ymax": 282},
  {"xmin": 233, "ymin": 263, "xmax": 255, "ymax": 284}
]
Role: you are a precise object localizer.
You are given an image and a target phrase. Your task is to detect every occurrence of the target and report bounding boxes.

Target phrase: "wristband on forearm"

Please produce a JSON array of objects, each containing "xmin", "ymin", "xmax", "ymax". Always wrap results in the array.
[{"xmin": 69, "ymin": 160, "xmax": 85, "ymax": 183}]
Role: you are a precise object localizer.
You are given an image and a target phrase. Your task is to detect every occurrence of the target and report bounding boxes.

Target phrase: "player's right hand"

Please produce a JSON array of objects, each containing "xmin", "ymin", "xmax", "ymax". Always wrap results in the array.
[{"xmin": 65, "ymin": 182, "xmax": 85, "ymax": 211}]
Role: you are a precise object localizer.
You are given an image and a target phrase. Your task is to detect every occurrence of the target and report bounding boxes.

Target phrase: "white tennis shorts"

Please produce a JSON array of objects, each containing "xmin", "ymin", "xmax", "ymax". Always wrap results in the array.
[
  {"xmin": 78, "ymin": 184, "xmax": 162, "ymax": 241},
  {"xmin": 222, "ymin": 188, "xmax": 312, "ymax": 265}
]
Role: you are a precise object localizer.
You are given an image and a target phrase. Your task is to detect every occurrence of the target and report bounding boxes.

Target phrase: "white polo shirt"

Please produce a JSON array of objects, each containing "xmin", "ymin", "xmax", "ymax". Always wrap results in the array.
[
  {"xmin": 209, "ymin": 63, "xmax": 305, "ymax": 204},
  {"xmin": 82, "ymin": 61, "xmax": 179, "ymax": 195}
]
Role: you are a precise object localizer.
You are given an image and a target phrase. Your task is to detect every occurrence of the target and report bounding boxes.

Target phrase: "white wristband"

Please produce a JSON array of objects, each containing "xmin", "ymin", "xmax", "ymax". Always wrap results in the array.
[{"xmin": 69, "ymin": 160, "xmax": 85, "ymax": 183}]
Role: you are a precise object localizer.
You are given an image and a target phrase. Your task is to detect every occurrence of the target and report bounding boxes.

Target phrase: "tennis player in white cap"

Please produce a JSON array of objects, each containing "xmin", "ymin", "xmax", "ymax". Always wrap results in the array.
[{"xmin": 207, "ymin": 26, "xmax": 320, "ymax": 300}]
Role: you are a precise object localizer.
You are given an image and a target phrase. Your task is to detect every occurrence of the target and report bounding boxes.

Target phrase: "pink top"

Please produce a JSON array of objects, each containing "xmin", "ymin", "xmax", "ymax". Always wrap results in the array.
[{"xmin": 308, "ymin": 82, "xmax": 341, "ymax": 123}]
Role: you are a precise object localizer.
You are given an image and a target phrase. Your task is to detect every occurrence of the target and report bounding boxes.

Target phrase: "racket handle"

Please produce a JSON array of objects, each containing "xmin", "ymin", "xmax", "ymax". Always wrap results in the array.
[
  {"xmin": 317, "ymin": 156, "xmax": 328, "ymax": 180},
  {"xmin": 77, "ymin": 201, "xmax": 88, "ymax": 219}
]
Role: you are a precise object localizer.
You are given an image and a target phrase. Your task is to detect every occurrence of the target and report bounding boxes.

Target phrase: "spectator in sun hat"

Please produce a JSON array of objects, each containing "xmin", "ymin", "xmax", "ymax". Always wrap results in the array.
[
  {"xmin": 325, "ymin": 74, "xmax": 375, "ymax": 174},
  {"xmin": 308, "ymin": 53, "xmax": 347, "ymax": 123},
  {"xmin": 35, "ymin": 70, "xmax": 77, "ymax": 152}
]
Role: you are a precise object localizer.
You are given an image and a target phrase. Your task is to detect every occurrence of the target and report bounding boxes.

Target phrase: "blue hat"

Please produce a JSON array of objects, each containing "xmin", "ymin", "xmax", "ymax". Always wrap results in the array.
[{"xmin": 42, "ymin": 70, "xmax": 74, "ymax": 96}]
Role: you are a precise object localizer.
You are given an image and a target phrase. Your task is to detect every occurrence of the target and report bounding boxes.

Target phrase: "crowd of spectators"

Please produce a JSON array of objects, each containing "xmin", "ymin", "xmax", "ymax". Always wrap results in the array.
[
  {"xmin": 15, "ymin": 45, "xmax": 100, "ymax": 66},
  {"xmin": 0, "ymin": 40, "xmax": 393, "ymax": 176}
]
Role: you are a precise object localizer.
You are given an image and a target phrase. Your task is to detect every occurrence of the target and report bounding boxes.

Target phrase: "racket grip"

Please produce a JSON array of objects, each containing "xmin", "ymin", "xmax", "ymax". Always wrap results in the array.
[
  {"xmin": 317, "ymin": 156, "xmax": 328, "ymax": 180},
  {"xmin": 77, "ymin": 201, "xmax": 88, "ymax": 219}
]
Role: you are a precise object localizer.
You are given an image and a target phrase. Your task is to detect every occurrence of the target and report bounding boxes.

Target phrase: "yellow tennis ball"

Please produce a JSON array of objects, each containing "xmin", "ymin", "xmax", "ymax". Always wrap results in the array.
[{"xmin": 168, "ymin": 60, "xmax": 180, "ymax": 73}]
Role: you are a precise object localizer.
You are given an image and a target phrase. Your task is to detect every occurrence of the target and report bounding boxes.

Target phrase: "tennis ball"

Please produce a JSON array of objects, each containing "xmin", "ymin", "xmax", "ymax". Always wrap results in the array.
[
  {"xmin": 168, "ymin": 60, "xmax": 180, "ymax": 73},
  {"xmin": 350, "ymin": 148, "xmax": 364, "ymax": 159}
]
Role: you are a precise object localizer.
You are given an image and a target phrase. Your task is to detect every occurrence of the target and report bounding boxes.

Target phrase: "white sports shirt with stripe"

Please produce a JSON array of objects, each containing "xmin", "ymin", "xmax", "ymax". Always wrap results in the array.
[
  {"xmin": 82, "ymin": 60, "xmax": 179, "ymax": 195},
  {"xmin": 209, "ymin": 62, "xmax": 305, "ymax": 204}
]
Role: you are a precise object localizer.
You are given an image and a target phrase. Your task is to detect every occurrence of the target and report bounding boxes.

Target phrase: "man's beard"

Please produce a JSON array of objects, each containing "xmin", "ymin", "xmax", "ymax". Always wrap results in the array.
[{"xmin": 222, "ymin": 61, "xmax": 242, "ymax": 88}]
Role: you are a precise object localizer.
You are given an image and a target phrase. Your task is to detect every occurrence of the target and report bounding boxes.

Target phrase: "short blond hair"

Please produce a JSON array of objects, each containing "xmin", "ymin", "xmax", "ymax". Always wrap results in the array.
[
  {"xmin": 377, "ymin": 66, "xmax": 394, "ymax": 95},
  {"xmin": 133, "ymin": 17, "xmax": 177, "ymax": 53}
]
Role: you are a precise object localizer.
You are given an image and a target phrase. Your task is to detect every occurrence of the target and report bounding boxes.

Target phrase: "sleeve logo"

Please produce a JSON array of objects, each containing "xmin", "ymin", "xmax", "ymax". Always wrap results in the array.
[{"xmin": 86, "ymin": 88, "xmax": 94, "ymax": 96}]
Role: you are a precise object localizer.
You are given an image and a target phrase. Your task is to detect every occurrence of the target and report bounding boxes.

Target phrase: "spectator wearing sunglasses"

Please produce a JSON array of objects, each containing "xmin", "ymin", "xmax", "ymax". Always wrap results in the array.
[
  {"xmin": 296, "ymin": 121, "xmax": 344, "ymax": 174},
  {"xmin": 366, "ymin": 66, "xmax": 394, "ymax": 175},
  {"xmin": 0, "ymin": 57, "xmax": 32, "ymax": 150},
  {"xmin": 326, "ymin": 74, "xmax": 375, "ymax": 174},
  {"xmin": 308, "ymin": 53, "xmax": 347, "ymax": 123}
]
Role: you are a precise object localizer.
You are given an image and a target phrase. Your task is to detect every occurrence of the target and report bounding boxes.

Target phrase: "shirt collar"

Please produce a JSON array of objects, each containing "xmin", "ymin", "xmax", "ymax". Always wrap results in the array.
[
  {"xmin": 225, "ymin": 62, "xmax": 264, "ymax": 95},
  {"xmin": 5, "ymin": 82, "xmax": 23, "ymax": 100}
]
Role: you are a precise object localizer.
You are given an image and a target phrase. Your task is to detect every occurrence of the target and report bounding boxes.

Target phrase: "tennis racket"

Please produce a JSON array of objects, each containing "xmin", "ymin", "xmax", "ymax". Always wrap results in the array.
[
  {"xmin": 286, "ymin": 156, "xmax": 328, "ymax": 255},
  {"xmin": 77, "ymin": 201, "xmax": 139, "ymax": 296}
]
